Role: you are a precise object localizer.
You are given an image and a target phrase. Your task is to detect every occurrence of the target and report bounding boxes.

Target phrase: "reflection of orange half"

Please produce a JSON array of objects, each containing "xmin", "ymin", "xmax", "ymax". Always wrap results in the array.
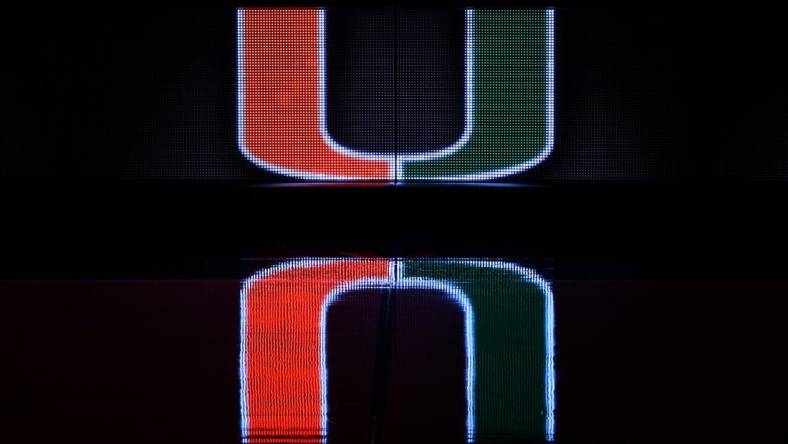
[
  {"xmin": 239, "ymin": 9, "xmax": 391, "ymax": 179},
  {"xmin": 241, "ymin": 259, "xmax": 389, "ymax": 438}
]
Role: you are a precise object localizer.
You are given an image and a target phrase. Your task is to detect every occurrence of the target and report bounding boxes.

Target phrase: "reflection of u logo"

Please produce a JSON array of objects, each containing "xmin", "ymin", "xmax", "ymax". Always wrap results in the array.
[
  {"xmin": 237, "ymin": 9, "xmax": 554, "ymax": 181},
  {"xmin": 240, "ymin": 258, "xmax": 555, "ymax": 443}
]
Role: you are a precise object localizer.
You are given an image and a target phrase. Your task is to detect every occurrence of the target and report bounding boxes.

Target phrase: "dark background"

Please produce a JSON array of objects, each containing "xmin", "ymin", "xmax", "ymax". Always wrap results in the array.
[{"xmin": 4, "ymin": 3, "xmax": 785, "ymax": 181}]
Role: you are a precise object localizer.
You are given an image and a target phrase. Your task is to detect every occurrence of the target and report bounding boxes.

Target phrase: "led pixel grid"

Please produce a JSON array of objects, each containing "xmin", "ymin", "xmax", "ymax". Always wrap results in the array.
[
  {"xmin": 240, "ymin": 258, "xmax": 555, "ymax": 443},
  {"xmin": 237, "ymin": 9, "xmax": 554, "ymax": 181}
]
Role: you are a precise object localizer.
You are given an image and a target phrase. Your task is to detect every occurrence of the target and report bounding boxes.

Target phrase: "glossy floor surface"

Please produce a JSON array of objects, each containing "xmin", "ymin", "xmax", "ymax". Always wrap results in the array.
[{"xmin": 5, "ymin": 257, "xmax": 788, "ymax": 443}]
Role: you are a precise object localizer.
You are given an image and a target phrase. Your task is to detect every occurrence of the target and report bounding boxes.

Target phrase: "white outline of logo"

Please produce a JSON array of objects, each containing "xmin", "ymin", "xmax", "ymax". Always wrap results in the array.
[
  {"xmin": 237, "ymin": 9, "xmax": 554, "ymax": 181},
  {"xmin": 239, "ymin": 258, "xmax": 556, "ymax": 442}
]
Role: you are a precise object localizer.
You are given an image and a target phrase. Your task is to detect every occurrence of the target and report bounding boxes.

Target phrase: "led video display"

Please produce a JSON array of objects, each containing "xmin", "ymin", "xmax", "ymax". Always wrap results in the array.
[
  {"xmin": 240, "ymin": 258, "xmax": 555, "ymax": 443},
  {"xmin": 238, "ymin": 9, "xmax": 554, "ymax": 181},
  {"xmin": 13, "ymin": 8, "xmax": 788, "ymax": 181}
]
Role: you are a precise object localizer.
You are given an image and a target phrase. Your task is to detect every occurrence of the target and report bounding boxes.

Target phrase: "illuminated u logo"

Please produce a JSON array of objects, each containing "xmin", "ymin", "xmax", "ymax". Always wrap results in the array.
[
  {"xmin": 240, "ymin": 258, "xmax": 555, "ymax": 442},
  {"xmin": 237, "ymin": 9, "xmax": 554, "ymax": 181}
]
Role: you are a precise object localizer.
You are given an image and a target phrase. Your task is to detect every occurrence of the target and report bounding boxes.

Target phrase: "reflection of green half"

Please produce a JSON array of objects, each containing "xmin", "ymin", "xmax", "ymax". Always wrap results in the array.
[
  {"xmin": 402, "ymin": 260, "xmax": 553, "ymax": 440},
  {"xmin": 403, "ymin": 10, "xmax": 553, "ymax": 180}
]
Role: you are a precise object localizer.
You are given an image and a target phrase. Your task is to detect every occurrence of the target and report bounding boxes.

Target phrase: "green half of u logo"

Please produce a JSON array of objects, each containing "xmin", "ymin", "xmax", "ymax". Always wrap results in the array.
[
  {"xmin": 401, "ymin": 259, "xmax": 555, "ymax": 439},
  {"xmin": 402, "ymin": 10, "xmax": 555, "ymax": 180},
  {"xmin": 238, "ymin": 9, "xmax": 554, "ymax": 181}
]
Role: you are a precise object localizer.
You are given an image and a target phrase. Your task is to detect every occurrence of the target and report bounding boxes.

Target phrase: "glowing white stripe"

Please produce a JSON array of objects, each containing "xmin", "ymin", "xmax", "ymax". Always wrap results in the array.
[{"xmin": 545, "ymin": 267, "xmax": 556, "ymax": 441}]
